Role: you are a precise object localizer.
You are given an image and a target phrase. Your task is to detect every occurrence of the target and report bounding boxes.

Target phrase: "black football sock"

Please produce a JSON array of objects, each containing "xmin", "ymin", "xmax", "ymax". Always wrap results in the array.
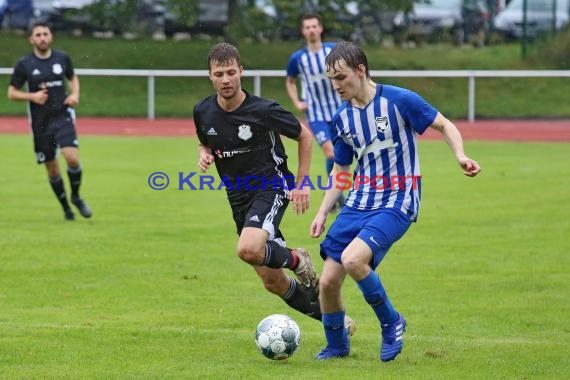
[
  {"xmin": 67, "ymin": 165, "xmax": 82, "ymax": 198},
  {"xmin": 263, "ymin": 241, "xmax": 296, "ymax": 269},
  {"xmin": 282, "ymin": 278, "xmax": 322, "ymax": 321},
  {"xmin": 49, "ymin": 175, "xmax": 71, "ymax": 210}
]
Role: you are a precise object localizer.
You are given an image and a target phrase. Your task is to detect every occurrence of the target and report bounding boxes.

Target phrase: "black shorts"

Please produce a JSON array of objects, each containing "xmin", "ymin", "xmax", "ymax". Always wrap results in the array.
[
  {"xmin": 231, "ymin": 189, "xmax": 289, "ymax": 242},
  {"xmin": 32, "ymin": 108, "xmax": 78, "ymax": 164}
]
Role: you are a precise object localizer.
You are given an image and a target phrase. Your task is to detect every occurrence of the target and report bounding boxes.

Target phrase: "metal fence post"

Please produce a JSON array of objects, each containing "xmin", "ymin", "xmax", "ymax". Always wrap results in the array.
[
  {"xmin": 254, "ymin": 74, "xmax": 261, "ymax": 97},
  {"xmin": 468, "ymin": 74, "xmax": 476, "ymax": 123},
  {"xmin": 148, "ymin": 74, "xmax": 155, "ymax": 120}
]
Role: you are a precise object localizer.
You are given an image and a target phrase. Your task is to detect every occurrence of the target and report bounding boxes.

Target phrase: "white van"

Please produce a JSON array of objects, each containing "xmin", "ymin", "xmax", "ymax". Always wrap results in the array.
[{"xmin": 494, "ymin": 0, "xmax": 569, "ymax": 38}]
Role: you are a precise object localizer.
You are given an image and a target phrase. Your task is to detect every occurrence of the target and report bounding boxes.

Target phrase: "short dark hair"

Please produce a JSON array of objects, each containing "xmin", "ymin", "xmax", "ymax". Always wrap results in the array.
[
  {"xmin": 300, "ymin": 13, "xmax": 322, "ymax": 26},
  {"xmin": 28, "ymin": 21, "xmax": 52, "ymax": 36},
  {"xmin": 207, "ymin": 42, "xmax": 241, "ymax": 71},
  {"xmin": 325, "ymin": 42, "xmax": 370, "ymax": 79}
]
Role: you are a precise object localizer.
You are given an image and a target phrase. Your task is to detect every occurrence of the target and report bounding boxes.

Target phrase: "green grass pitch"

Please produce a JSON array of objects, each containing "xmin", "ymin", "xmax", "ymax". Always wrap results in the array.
[{"xmin": 0, "ymin": 134, "xmax": 568, "ymax": 379}]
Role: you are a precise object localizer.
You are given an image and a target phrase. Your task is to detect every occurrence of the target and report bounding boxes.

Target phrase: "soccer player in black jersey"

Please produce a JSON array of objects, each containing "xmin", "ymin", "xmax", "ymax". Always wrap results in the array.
[
  {"xmin": 8, "ymin": 21, "xmax": 92, "ymax": 221},
  {"xmin": 193, "ymin": 43, "xmax": 354, "ymax": 334}
]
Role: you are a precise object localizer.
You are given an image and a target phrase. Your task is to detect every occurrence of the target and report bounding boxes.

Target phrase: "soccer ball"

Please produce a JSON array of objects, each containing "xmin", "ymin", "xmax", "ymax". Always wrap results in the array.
[{"xmin": 255, "ymin": 314, "xmax": 301, "ymax": 360}]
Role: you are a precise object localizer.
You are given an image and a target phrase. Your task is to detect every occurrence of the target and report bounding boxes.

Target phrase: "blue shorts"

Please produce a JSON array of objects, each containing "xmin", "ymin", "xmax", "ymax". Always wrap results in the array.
[
  {"xmin": 309, "ymin": 121, "xmax": 333, "ymax": 145},
  {"xmin": 320, "ymin": 207, "xmax": 412, "ymax": 269}
]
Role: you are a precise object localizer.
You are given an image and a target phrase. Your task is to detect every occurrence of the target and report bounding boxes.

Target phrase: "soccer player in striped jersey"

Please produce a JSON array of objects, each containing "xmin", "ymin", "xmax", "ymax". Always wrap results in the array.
[
  {"xmin": 286, "ymin": 13, "xmax": 345, "ymax": 210},
  {"xmin": 310, "ymin": 42, "xmax": 481, "ymax": 361}
]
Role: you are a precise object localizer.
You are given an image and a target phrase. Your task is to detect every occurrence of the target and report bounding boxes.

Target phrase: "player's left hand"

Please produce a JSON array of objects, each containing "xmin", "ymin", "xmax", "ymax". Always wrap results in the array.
[
  {"xmin": 64, "ymin": 93, "xmax": 79, "ymax": 107},
  {"xmin": 289, "ymin": 188, "xmax": 310, "ymax": 215},
  {"xmin": 458, "ymin": 156, "xmax": 481, "ymax": 177}
]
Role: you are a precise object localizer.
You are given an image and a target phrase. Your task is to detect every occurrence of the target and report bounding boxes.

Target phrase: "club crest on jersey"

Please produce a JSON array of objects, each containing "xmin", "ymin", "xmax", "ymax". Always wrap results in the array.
[
  {"xmin": 52, "ymin": 63, "xmax": 63, "ymax": 75},
  {"xmin": 238, "ymin": 124, "xmax": 252, "ymax": 141},
  {"xmin": 375, "ymin": 116, "xmax": 389, "ymax": 132}
]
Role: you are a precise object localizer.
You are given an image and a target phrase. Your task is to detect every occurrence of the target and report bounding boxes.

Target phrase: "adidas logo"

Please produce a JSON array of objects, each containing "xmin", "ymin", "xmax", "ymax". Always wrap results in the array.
[
  {"xmin": 249, "ymin": 215, "xmax": 260, "ymax": 222},
  {"xmin": 206, "ymin": 128, "xmax": 217, "ymax": 136},
  {"xmin": 32, "ymin": 69, "xmax": 41, "ymax": 75}
]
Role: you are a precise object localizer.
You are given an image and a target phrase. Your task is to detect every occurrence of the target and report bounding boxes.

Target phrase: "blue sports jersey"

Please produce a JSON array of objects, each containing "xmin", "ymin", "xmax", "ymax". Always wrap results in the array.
[
  {"xmin": 332, "ymin": 84, "xmax": 438, "ymax": 221},
  {"xmin": 286, "ymin": 42, "xmax": 342, "ymax": 123}
]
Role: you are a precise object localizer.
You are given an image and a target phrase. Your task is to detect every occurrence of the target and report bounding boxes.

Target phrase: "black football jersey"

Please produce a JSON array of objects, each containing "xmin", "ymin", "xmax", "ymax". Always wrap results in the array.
[
  {"xmin": 193, "ymin": 91, "xmax": 302, "ymax": 198},
  {"xmin": 10, "ymin": 50, "xmax": 75, "ymax": 118}
]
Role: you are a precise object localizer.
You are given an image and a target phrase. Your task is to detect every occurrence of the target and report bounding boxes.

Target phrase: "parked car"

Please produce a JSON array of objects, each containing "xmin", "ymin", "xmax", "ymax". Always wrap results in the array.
[
  {"xmin": 349, "ymin": 2, "xmax": 409, "ymax": 43},
  {"xmin": 32, "ymin": 0, "xmax": 96, "ymax": 32},
  {"xmin": 163, "ymin": 0, "xmax": 229, "ymax": 37},
  {"xmin": 405, "ymin": 0, "xmax": 491, "ymax": 46},
  {"xmin": 32, "ymin": 0, "xmax": 171, "ymax": 35},
  {"xmin": 493, "ymin": 0, "xmax": 569, "ymax": 39},
  {"xmin": 0, "ymin": 0, "xmax": 33, "ymax": 30}
]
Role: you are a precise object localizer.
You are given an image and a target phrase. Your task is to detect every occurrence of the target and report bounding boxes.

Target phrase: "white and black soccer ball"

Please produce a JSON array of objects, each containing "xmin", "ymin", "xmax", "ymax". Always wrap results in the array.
[{"xmin": 255, "ymin": 314, "xmax": 301, "ymax": 360}]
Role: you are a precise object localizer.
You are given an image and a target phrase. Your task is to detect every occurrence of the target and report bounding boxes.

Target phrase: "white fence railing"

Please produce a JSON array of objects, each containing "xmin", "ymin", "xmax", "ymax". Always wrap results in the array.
[{"xmin": 2, "ymin": 68, "xmax": 569, "ymax": 122}]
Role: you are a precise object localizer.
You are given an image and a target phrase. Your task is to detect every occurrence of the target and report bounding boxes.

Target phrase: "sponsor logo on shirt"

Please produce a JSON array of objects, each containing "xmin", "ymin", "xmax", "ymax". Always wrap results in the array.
[
  {"xmin": 45, "ymin": 80, "xmax": 63, "ymax": 88},
  {"xmin": 214, "ymin": 148, "xmax": 250, "ymax": 158},
  {"xmin": 341, "ymin": 128, "xmax": 359, "ymax": 140},
  {"xmin": 354, "ymin": 138, "xmax": 399, "ymax": 160}
]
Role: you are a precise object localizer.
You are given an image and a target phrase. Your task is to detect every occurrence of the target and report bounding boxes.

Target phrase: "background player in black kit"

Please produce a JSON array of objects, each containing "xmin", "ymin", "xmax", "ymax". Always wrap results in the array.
[
  {"xmin": 194, "ymin": 43, "xmax": 354, "ymax": 333},
  {"xmin": 7, "ymin": 21, "xmax": 91, "ymax": 221}
]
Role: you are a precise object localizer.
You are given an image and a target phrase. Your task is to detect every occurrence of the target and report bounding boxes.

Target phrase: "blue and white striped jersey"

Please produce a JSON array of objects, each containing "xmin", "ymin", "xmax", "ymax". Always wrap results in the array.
[
  {"xmin": 332, "ymin": 84, "xmax": 438, "ymax": 221},
  {"xmin": 286, "ymin": 42, "xmax": 342, "ymax": 123}
]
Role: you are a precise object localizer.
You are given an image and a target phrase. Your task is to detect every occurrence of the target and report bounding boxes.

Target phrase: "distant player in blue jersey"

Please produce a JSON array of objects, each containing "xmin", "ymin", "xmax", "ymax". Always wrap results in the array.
[
  {"xmin": 8, "ymin": 21, "xmax": 92, "ymax": 221},
  {"xmin": 285, "ymin": 13, "xmax": 344, "ymax": 210},
  {"xmin": 310, "ymin": 42, "xmax": 481, "ymax": 361}
]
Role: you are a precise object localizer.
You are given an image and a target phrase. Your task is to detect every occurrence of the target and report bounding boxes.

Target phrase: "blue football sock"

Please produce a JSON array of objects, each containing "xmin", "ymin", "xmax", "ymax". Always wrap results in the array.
[
  {"xmin": 322, "ymin": 310, "xmax": 348, "ymax": 349},
  {"xmin": 357, "ymin": 270, "xmax": 398, "ymax": 325}
]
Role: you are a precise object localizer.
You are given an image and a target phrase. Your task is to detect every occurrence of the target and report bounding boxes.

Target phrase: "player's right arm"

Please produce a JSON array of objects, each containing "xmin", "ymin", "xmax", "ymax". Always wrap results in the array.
[
  {"xmin": 198, "ymin": 144, "xmax": 214, "ymax": 173},
  {"xmin": 8, "ymin": 60, "xmax": 49, "ymax": 105},
  {"xmin": 7, "ymin": 85, "xmax": 48, "ymax": 105},
  {"xmin": 285, "ymin": 76, "xmax": 308, "ymax": 113},
  {"xmin": 285, "ymin": 55, "xmax": 308, "ymax": 113},
  {"xmin": 193, "ymin": 103, "xmax": 214, "ymax": 173},
  {"xmin": 310, "ymin": 162, "xmax": 350, "ymax": 238},
  {"xmin": 288, "ymin": 122, "xmax": 312, "ymax": 215}
]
